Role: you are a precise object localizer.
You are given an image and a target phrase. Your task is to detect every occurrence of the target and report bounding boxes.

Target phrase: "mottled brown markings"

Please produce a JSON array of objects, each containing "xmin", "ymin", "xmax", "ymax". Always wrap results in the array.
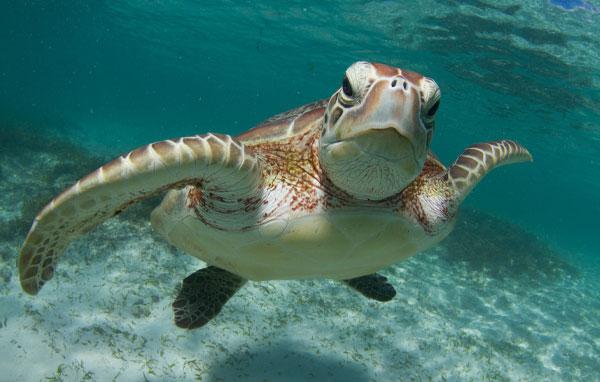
[
  {"xmin": 254, "ymin": 129, "xmax": 325, "ymax": 215},
  {"xmin": 395, "ymin": 155, "xmax": 452, "ymax": 232},
  {"xmin": 187, "ymin": 187, "xmax": 204, "ymax": 209},
  {"xmin": 251, "ymin": 128, "xmax": 452, "ymax": 220}
]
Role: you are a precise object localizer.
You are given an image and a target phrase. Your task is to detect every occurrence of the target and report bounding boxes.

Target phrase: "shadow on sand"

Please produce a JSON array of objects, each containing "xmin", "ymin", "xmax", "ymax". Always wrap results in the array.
[
  {"xmin": 439, "ymin": 208, "xmax": 578, "ymax": 285},
  {"xmin": 205, "ymin": 340, "xmax": 371, "ymax": 382},
  {"xmin": 0, "ymin": 112, "xmax": 163, "ymax": 247}
]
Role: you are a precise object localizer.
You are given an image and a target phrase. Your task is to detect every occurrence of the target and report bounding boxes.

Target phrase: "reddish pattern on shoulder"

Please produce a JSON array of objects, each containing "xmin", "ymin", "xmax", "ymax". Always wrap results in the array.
[
  {"xmin": 256, "ymin": 129, "xmax": 324, "ymax": 213},
  {"xmin": 187, "ymin": 187, "xmax": 204, "ymax": 209},
  {"xmin": 396, "ymin": 155, "xmax": 451, "ymax": 233}
]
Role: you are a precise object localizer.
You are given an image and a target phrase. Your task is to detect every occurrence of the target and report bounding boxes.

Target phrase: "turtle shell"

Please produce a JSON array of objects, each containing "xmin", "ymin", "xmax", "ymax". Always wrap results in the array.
[{"xmin": 236, "ymin": 99, "xmax": 327, "ymax": 145}]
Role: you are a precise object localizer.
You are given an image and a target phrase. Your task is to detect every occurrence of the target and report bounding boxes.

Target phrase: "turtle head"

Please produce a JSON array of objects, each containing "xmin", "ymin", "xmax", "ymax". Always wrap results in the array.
[{"xmin": 319, "ymin": 61, "xmax": 441, "ymax": 200}]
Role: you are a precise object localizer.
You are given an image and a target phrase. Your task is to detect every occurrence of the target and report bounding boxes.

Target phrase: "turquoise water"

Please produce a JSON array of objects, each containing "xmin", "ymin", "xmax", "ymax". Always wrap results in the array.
[{"xmin": 1, "ymin": 1, "xmax": 599, "ymax": 381}]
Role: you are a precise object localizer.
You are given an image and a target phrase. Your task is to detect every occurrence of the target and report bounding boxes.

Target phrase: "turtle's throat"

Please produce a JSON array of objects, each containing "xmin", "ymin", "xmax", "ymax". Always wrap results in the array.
[{"xmin": 319, "ymin": 132, "xmax": 422, "ymax": 201}]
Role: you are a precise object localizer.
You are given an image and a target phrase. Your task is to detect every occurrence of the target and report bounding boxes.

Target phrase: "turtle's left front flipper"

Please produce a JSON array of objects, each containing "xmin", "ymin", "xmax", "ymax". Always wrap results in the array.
[
  {"xmin": 173, "ymin": 266, "xmax": 247, "ymax": 329},
  {"xmin": 446, "ymin": 140, "xmax": 532, "ymax": 203},
  {"xmin": 344, "ymin": 273, "xmax": 396, "ymax": 302},
  {"xmin": 19, "ymin": 134, "xmax": 262, "ymax": 295}
]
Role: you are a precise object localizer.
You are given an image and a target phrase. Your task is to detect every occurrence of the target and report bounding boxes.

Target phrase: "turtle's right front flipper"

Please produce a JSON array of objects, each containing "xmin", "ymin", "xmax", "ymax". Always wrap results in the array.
[{"xmin": 19, "ymin": 134, "xmax": 262, "ymax": 295}]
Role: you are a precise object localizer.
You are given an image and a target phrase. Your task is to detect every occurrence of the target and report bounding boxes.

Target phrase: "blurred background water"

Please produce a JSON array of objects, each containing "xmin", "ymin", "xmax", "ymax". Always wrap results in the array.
[
  {"xmin": 3, "ymin": 0, "xmax": 599, "ymax": 257},
  {"xmin": 1, "ymin": 1, "xmax": 599, "ymax": 381}
]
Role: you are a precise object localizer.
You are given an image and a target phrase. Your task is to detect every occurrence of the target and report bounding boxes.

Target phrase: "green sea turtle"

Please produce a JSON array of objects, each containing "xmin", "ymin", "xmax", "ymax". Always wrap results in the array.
[{"xmin": 18, "ymin": 62, "xmax": 532, "ymax": 329}]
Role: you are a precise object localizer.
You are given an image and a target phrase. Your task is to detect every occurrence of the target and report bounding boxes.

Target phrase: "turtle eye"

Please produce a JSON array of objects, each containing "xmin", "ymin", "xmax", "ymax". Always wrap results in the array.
[
  {"xmin": 342, "ymin": 76, "xmax": 354, "ymax": 97},
  {"xmin": 427, "ymin": 100, "xmax": 440, "ymax": 117}
]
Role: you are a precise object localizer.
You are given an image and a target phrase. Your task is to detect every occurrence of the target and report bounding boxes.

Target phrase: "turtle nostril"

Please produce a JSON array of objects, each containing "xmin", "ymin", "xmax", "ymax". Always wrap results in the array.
[{"xmin": 392, "ymin": 79, "xmax": 409, "ymax": 90}]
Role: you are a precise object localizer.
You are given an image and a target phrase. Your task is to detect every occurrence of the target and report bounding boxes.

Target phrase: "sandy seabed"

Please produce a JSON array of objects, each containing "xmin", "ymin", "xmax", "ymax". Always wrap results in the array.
[{"xmin": 0, "ymin": 125, "xmax": 598, "ymax": 381}]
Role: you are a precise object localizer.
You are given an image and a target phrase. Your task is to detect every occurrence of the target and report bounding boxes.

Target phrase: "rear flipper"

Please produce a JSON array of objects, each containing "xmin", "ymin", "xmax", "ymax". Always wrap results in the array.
[
  {"xmin": 343, "ymin": 273, "xmax": 396, "ymax": 302},
  {"xmin": 173, "ymin": 266, "xmax": 247, "ymax": 329}
]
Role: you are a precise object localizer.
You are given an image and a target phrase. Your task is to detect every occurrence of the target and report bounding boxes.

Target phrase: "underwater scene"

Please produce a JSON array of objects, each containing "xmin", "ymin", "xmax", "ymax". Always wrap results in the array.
[{"xmin": 1, "ymin": 1, "xmax": 599, "ymax": 381}]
